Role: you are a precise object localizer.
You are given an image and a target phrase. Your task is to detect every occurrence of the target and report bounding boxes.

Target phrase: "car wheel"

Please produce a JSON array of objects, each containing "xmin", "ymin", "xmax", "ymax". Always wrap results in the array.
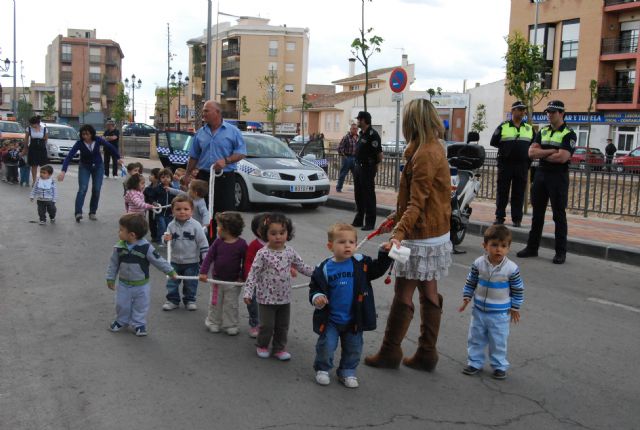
[
  {"xmin": 234, "ymin": 175, "xmax": 251, "ymax": 211},
  {"xmin": 301, "ymin": 203, "xmax": 319, "ymax": 209},
  {"xmin": 615, "ymin": 165, "xmax": 625, "ymax": 173}
]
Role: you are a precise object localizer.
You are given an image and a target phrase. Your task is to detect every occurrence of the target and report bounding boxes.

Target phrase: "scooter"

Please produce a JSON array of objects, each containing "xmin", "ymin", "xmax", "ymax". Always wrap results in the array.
[{"xmin": 447, "ymin": 142, "xmax": 486, "ymax": 253}]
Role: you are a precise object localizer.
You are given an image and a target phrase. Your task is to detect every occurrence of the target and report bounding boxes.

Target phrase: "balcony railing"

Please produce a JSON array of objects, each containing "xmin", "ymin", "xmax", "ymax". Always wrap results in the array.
[
  {"xmin": 597, "ymin": 85, "xmax": 634, "ymax": 103},
  {"xmin": 60, "ymin": 71, "xmax": 72, "ymax": 80},
  {"xmin": 222, "ymin": 89, "xmax": 238, "ymax": 98},
  {"xmin": 605, "ymin": 0, "xmax": 639, "ymax": 6},
  {"xmin": 222, "ymin": 47, "xmax": 240, "ymax": 58},
  {"xmin": 222, "ymin": 111, "xmax": 238, "ymax": 119},
  {"xmin": 601, "ymin": 35, "xmax": 639, "ymax": 55},
  {"xmin": 221, "ymin": 68, "xmax": 240, "ymax": 78}
]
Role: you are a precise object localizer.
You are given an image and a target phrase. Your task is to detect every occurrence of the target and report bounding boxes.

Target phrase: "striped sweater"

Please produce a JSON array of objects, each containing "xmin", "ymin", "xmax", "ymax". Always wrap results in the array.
[
  {"xmin": 463, "ymin": 255, "xmax": 524, "ymax": 312},
  {"xmin": 30, "ymin": 178, "xmax": 57, "ymax": 202},
  {"xmin": 124, "ymin": 189, "xmax": 155, "ymax": 214}
]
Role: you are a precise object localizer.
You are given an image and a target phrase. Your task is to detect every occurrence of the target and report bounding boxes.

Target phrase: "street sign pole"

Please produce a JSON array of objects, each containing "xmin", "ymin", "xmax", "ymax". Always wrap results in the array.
[{"xmin": 389, "ymin": 67, "xmax": 408, "ymax": 191}]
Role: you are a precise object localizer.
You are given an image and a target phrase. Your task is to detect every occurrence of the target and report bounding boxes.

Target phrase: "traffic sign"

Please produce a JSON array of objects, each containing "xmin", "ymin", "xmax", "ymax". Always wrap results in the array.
[{"xmin": 389, "ymin": 67, "xmax": 408, "ymax": 93}]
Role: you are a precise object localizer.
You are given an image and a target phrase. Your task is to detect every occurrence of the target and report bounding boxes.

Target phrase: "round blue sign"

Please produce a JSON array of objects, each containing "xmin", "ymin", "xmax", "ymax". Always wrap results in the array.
[{"xmin": 389, "ymin": 67, "xmax": 408, "ymax": 93}]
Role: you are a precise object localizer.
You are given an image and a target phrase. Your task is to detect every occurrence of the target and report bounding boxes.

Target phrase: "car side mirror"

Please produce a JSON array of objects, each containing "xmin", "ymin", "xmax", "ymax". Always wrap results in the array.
[{"xmin": 303, "ymin": 154, "xmax": 316, "ymax": 161}]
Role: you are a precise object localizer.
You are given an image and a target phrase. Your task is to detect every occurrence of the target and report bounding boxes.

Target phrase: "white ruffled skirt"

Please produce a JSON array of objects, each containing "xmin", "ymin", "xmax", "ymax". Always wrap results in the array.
[{"xmin": 393, "ymin": 239, "xmax": 453, "ymax": 281}]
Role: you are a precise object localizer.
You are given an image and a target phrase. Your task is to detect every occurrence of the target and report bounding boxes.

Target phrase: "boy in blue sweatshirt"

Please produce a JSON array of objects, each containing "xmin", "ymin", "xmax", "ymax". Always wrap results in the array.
[
  {"xmin": 309, "ymin": 223, "xmax": 391, "ymax": 388},
  {"xmin": 458, "ymin": 225, "xmax": 525, "ymax": 380}
]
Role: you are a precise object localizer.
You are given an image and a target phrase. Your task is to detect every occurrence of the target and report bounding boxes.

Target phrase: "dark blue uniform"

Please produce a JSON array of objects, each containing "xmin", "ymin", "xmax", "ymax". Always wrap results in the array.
[{"xmin": 353, "ymin": 127, "xmax": 382, "ymax": 228}]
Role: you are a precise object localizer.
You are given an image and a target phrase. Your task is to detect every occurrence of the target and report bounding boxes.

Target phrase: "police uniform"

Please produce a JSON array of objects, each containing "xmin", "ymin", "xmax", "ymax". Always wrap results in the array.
[
  {"xmin": 490, "ymin": 117, "xmax": 533, "ymax": 225},
  {"xmin": 353, "ymin": 122, "xmax": 382, "ymax": 229}
]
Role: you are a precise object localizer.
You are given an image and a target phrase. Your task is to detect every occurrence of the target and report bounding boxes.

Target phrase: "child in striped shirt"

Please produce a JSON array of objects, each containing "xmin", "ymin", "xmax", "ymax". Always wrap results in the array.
[
  {"xmin": 124, "ymin": 173, "xmax": 156, "ymax": 214},
  {"xmin": 458, "ymin": 225, "xmax": 524, "ymax": 380}
]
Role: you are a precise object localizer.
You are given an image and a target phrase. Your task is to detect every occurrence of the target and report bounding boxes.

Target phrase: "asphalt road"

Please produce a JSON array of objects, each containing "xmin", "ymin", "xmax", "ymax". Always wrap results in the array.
[{"xmin": 1, "ymin": 166, "xmax": 639, "ymax": 430}]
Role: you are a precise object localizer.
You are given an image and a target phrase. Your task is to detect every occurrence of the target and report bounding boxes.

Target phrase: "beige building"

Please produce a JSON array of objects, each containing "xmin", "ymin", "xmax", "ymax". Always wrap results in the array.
[
  {"xmin": 45, "ymin": 29, "xmax": 124, "ymax": 127},
  {"xmin": 508, "ymin": 0, "xmax": 640, "ymax": 154},
  {"xmin": 186, "ymin": 16, "xmax": 309, "ymax": 132}
]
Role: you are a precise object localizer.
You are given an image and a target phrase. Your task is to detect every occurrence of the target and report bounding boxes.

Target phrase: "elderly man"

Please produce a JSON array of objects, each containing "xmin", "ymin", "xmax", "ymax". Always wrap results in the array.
[
  {"xmin": 103, "ymin": 120, "xmax": 120, "ymax": 178},
  {"xmin": 186, "ymin": 100, "xmax": 246, "ymax": 214}
]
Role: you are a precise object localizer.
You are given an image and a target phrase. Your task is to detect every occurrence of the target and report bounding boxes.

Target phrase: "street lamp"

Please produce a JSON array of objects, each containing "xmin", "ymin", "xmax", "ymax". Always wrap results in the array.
[
  {"xmin": 212, "ymin": 7, "xmax": 241, "ymax": 102},
  {"xmin": 170, "ymin": 70, "xmax": 189, "ymax": 131},
  {"xmin": 124, "ymin": 74, "xmax": 142, "ymax": 122},
  {"xmin": 0, "ymin": 58, "xmax": 10, "ymax": 72}
]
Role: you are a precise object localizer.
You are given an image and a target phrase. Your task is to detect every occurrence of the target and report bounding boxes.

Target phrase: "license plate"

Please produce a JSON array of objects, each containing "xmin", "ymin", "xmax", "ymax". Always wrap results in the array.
[{"xmin": 290, "ymin": 185, "xmax": 315, "ymax": 192}]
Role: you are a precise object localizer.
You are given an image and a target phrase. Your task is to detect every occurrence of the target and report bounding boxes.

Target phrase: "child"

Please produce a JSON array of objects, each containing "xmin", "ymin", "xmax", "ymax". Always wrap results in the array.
[
  {"xmin": 243, "ymin": 213, "xmax": 268, "ymax": 338},
  {"xmin": 162, "ymin": 195, "xmax": 209, "ymax": 311},
  {"xmin": 144, "ymin": 168, "xmax": 161, "ymax": 242},
  {"xmin": 179, "ymin": 174, "xmax": 190, "ymax": 192},
  {"xmin": 166, "ymin": 178, "xmax": 210, "ymax": 228},
  {"xmin": 122, "ymin": 162, "xmax": 143, "ymax": 193},
  {"xmin": 106, "ymin": 214, "xmax": 177, "ymax": 336},
  {"xmin": 173, "ymin": 167, "xmax": 186, "ymax": 189},
  {"xmin": 200, "ymin": 212, "xmax": 248, "ymax": 335},
  {"xmin": 18, "ymin": 143, "xmax": 29, "ymax": 187},
  {"xmin": 3, "ymin": 142, "xmax": 20, "ymax": 184},
  {"xmin": 458, "ymin": 225, "xmax": 524, "ymax": 380},
  {"xmin": 29, "ymin": 165, "xmax": 57, "ymax": 225},
  {"xmin": 124, "ymin": 173, "xmax": 156, "ymax": 214},
  {"xmin": 147, "ymin": 168, "xmax": 174, "ymax": 243},
  {"xmin": 310, "ymin": 223, "xmax": 392, "ymax": 388},
  {"xmin": 243, "ymin": 212, "xmax": 314, "ymax": 360}
]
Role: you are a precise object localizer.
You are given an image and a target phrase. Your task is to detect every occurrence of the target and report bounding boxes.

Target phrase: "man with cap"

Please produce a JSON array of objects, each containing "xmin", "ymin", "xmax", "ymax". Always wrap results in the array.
[
  {"xmin": 103, "ymin": 120, "xmax": 120, "ymax": 178},
  {"xmin": 490, "ymin": 101, "xmax": 534, "ymax": 227},
  {"xmin": 605, "ymin": 138, "xmax": 617, "ymax": 170},
  {"xmin": 352, "ymin": 111, "xmax": 383, "ymax": 230},
  {"xmin": 517, "ymin": 100, "xmax": 576, "ymax": 264}
]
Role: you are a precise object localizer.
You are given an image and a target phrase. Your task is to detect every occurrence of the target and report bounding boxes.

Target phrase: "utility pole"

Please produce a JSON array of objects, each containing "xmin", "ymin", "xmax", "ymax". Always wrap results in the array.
[
  {"xmin": 205, "ymin": 0, "xmax": 212, "ymax": 101},
  {"xmin": 167, "ymin": 23, "xmax": 171, "ymax": 130}
]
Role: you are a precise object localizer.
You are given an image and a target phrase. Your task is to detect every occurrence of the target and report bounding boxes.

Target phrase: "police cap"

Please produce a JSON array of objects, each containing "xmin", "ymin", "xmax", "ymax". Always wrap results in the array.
[
  {"xmin": 544, "ymin": 100, "xmax": 565, "ymax": 113},
  {"xmin": 356, "ymin": 111, "xmax": 371, "ymax": 122},
  {"xmin": 511, "ymin": 101, "xmax": 526, "ymax": 110}
]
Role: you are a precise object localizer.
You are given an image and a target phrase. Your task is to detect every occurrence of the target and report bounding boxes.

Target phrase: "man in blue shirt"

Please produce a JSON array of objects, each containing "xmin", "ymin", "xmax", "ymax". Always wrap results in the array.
[{"xmin": 186, "ymin": 100, "xmax": 246, "ymax": 213}]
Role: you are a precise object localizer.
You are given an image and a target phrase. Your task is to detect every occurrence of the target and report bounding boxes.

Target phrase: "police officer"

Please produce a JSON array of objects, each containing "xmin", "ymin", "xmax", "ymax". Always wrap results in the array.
[
  {"xmin": 517, "ymin": 100, "xmax": 576, "ymax": 264},
  {"xmin": 352, "ymin": 111, "xmax": 382, "ymax": 231},
  {"xmin": 490, "ymin": 100, "xmax": 533, "ymax": 227}
]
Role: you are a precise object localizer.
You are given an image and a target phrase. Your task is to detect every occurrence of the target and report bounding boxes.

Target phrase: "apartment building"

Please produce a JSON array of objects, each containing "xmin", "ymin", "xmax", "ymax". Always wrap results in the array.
[
  {"xmin": 45, "ymin": 29, "xmax": 124, "ymax": 128},
  {"xmin": 187, "ymin": 17, "xmax": 309, "ymax": 132},
  {"xmin": 508, "ymin": 0, "xmax": 640, "ymax": 154}
]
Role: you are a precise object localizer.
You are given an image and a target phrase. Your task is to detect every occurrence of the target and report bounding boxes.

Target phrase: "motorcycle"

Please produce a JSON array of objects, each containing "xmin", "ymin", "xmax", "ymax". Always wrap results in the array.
[{"xmin": 447, "ymin": 142, "xmax": 486, "ymax": 252}]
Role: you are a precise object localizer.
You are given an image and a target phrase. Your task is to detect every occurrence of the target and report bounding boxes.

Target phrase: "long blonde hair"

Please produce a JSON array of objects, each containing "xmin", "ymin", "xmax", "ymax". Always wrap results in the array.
[{"xmin": 402, "ymin": 99, "xmax": 445, "ymax": 150}]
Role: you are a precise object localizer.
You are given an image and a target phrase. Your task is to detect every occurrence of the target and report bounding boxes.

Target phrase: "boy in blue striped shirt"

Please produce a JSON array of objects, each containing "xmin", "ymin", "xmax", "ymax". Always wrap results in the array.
[{"xmin": 458, "ymin": 225, "xmax": 524, "ymax": 380}]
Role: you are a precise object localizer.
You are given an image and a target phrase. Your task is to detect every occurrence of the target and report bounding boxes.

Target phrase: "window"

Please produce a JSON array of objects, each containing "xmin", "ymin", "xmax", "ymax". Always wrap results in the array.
[
  {"xmin": 179, "ymin": 105, "xmax": 188, "ymax": 118},
  {"xmin": 285, "ymin": 63, "xmax": 294, "ymax": 72},
  {"xmin": 335, "ymin": 114, "xmax": 340, "ymax": 132},
  {"xmin": 325, "ymin": 113, "xmax": 332, "ymax": 132},
  {"xmin": 559, "ymin": 20, "xmax": 579, "ymax": 88},
  {"xmin": 350, "ymin": 85, "xmax": 360, "ymax": 91},
  {"xmin": 89, "ymin": 84, "xmax": 101, "ymax": 99},
  {"xmin": 368, "ymin": 82, "xmax": 379, "ymax": 89},
  {"xmin": 268, "ymin": 62, "xmax": 278, "ymax": 72},
  {"xmin": 269, "ymin": 41, "xmax": 278, "ymax": 57},
  {"xmin": 284, "ymin": 84, "xmax": 294, "ymax": 93},
  {"xmin": 561, "ymin": 40, "xmax": 579, "ymax": 58},
  {"xmin": 3, "ymin": 94, "xmax": 10, "ymax": 104},
  {"xmin": 558, "ymin": 70, "xmax": 576, "ymax": 89},
  {"xmin": 574, "ymin": 125, "xmax": 589, "ymax": 146},
  {"xmin": 89, "ymin": 66, "xmax": 101, "ymax": 82},
  {"xmin": 284, "ymin": 105, "xmax": 293, "ymax": 113},
  {"xmin": 61, "ymin": 65, "xmax": 72, "ymax": 72},
  {"xmin": 90, "ymin": 102, "xmax": 101, "ymax": 112},
  {"xmin": 89, "ymin": 47, "xmax": 101, "ymax": 63},
  {"xmin": 616, "ymin": 126, "xmax": 636, "ymax": 152},
  {"xmin": 620, "ymin": 21, "xmax": 640, "ymax": 53},
  {"xmin": 286, "ymin": 42, "xmax": 296, "ymax": 51},
  {"xmin": 61, "ymin": 99, "xmax": 72, "ymax": 115},
  {"xmin": 61, "ymin": 44, "xmax": 72, "ymax": 62},
  {"xmin": 61, "ymin": 81, "xmax": 72, "ymax": 98}
]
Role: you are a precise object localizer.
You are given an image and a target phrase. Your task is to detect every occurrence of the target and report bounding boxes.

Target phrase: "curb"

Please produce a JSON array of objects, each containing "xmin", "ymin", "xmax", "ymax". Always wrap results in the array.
[{"xmin": 325, "ymin": 197, "xmax": 640, "ymax": 266}]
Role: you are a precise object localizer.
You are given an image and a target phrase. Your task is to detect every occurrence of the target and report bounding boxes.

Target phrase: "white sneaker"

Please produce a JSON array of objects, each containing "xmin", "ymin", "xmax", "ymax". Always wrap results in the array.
[
  {"xmin": 248, "ymin": 326, "xmax": 259, "ymax": 338},
  {"xmin": 226, "ymin": 327, "xmax": 239, "ymax": 336},
  {"xmin": 274, "ymin": 351, "xmax": 291, "ymax": 361},
  {"xmin": 186, "ymin": 302, "xmax": 197, "ymax": 311},
  {"xmin": 339, "ymin": 376, "xmax": 359, "ymax": 388},
  {"xmin": 315, "ymin": 371, "xmax": 330, "ymax": 386},
  {"xmin": 162, "ymin": 301, "xmax": 179, "ymax": 311},
  {"xmin": 256, "ymin": 347, "xmax": 270, "ymax": 358},
  {"xmin": 207, "ymin": 324, "xmax": 220, "ymax": 333}
]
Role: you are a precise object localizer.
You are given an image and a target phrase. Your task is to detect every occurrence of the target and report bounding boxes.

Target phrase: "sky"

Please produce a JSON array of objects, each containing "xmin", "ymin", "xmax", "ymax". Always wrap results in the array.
[{"xmin": 0, "ymin": 0, "xmax": 511, "ymax": 123}]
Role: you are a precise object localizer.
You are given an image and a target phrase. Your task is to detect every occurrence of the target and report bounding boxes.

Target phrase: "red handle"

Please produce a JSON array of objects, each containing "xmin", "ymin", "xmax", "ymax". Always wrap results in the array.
[{"xmin": 366, "ymin": 218, "xmax": 395, "ymax": 240}]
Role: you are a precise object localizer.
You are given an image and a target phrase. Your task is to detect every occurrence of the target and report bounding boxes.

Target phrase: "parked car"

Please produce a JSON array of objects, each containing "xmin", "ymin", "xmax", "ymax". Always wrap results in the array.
[
  {"xmin": 382, "ymin": 140, "xmax": 407, "ymax": 154},
  {"xmin": 570, "ymin": 146, "xmax": 605, "ymax": 170},
  {"xmin": 156, "ymin": 131, "xmax": 330, "ymax": 210},
  {"xmin": 122, "ymin": 123, "xmax": 157, "ymax": 136},
  {"xmin": 44, "ymin": 123, "xmax": 80, "ymax": 162},
  {"xmin": 613, "ymin": 146, "xmax": 640, "ymax": 173},
  {"xmin": 0, "ymin": 120, "xmax": 24, "ymax": 146}
]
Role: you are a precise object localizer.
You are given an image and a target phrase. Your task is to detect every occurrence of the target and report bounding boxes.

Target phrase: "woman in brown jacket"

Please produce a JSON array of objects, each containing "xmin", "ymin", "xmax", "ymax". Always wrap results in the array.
[{"xmin": 365, "ymin": 98, "xmax": 452, "ymax": 371}]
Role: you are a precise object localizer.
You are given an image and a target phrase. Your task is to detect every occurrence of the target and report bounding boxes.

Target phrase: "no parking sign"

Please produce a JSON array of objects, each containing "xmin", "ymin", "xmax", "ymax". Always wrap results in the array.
[{"xmin": 389, "ymin": 67, "xmax": 408, "ymax": 93}]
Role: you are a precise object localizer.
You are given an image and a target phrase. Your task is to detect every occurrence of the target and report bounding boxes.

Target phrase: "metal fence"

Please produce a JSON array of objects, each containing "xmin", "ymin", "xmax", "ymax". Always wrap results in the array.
[{"xmin": 325, "ymin": 150, "xmax": 640, "ymax": 218}]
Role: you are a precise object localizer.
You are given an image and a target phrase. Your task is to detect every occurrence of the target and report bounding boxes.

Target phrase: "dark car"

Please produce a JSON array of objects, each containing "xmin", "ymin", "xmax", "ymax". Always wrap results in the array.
[{"xmin": 122, "ymin": 123, "xmax": 157, "ymax": 137}]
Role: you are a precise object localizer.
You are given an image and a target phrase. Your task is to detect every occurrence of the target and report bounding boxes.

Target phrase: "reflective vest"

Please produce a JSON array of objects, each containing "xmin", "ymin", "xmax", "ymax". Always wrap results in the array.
[
  {"xmin": 500, "ymin": 121, "xmax": 533, "ymax": 143},
  {"xmin": 539, "ymin": 125, "xmax": 572, "ymax": 149}
]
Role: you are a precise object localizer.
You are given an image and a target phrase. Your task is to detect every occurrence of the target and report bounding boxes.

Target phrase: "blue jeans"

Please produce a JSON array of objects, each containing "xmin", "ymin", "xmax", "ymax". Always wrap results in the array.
[
  {"xmin": 165, "ymin": 263, "xmax": 199, "ymax": 304},
  {"xmin": 246, "ymin": 291, "xmax": 259, "ymax": 328},
  {"xmin": 75, "ymin": 163, "xmax": 104, "ymax": 215},
  {"xmin": 313, "ymin": 321, "xmax": 363, "ymax": 378},
  {"xmin": 155, "ymin": 215, "xmax": 173, "ymax": 241},
  {"xmin": 19, "ymin": 165, "xmax": 30, "ymax": 186},
  {"xmin": 467, "ymin": 307, "xmax": 511, "ymax": 371},
  {"xmin": 336, "ymin": 156, "xmax": 355, "ymax": 191}
]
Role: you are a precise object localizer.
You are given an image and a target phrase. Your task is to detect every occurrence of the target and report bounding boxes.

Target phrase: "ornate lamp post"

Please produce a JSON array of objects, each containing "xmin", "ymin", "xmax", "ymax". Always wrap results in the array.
[
  {"xmin": 124, "ymin": 74, "xmax": 142, "ymax": 122},
  {"xmin": 171, "ymin": 70, "xmax": 189, "ymax": 131}
]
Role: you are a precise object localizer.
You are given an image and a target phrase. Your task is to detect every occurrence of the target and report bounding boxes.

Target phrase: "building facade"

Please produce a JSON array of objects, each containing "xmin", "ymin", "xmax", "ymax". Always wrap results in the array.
[
  {"xmin": 508, "ymin": 0, "xmax": 640, "ymax": 154},
  {"xmin": 45, "ymin": 29, "xmax": 124, "ymax": 128}
]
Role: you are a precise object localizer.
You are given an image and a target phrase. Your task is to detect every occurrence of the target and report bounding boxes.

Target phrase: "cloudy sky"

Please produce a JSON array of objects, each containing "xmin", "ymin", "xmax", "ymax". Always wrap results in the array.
[{"xmin": 0, "ymin": 0, "xmax": 511, "ymax": 123}]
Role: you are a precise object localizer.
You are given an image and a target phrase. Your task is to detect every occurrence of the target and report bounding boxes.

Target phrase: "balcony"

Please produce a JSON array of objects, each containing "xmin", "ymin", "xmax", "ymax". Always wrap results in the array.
[
  {"xmin": 221, "ymin": 68, "xmax": 240, "ymax": 78},
  {"xmin": 222, "ymin": 47, "xmax": 240, "ymax": 58},
  {"xmin": 60, "ymin": 71, "xmax": 72, "ymax": 80},
  {"xmin": 222, "ymin": 110, "xmax": 238, "ymax": 119},
  {"xmin": 222, "ymin": 89, "xmax": 238, "ymax": 99},
  {"xmin": 601, "ymin": 36, "xmax": 638, "ymax": 55},
  {"xmin": 605, "ymin": 0, "xmax": 640, "ymax": 11},
  {"xmin": 61, "ymin": 53, "xmax": 72, "ymax": 62},
  {"xmin": 605, "ymin": 0, "xmax": 639, "ymax": 5},
  {"xmin": 597, "ymin": 85, "xmax": 634, "ymax": 103}
]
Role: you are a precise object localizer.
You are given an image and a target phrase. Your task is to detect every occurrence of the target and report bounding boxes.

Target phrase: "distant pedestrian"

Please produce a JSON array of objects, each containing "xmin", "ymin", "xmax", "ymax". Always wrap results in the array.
[
  {"xmin": 605, "ymin": 138, "xmax": 617, "ymax": 169},
  {"xmin": 336, "ymin": 124, "xmax": 358, "ymax": 192},
  {"xmin": 103, "ymin": 120, "xmax": 120, "ymax": 178},
  {"xmin": 459, "ymin": 225, "xmax": 524, "ymax": 380},
  {"xmin": 22, "ymin": 115, "xmax": 49, "ymax": 183},
  {"xmin": 29, "ymin": 164, "xmax": 57, "ymax": 225},
  {"xmin": 352, "ymin": 111, "xmax": 383, "ymax": 231},
  {"xmin": 490, "ymin": 101, "xmax": 533, "ymax": 228},
  {"xmin": 3, "ymin": 141, "xmax": 20, "ymax": 184}
]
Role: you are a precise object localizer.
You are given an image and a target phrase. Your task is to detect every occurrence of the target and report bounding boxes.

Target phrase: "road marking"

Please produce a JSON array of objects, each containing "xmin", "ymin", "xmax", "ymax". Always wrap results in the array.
[{"xmin": 587, "ymin": 298, "xmax": 640, "ymax": 314}]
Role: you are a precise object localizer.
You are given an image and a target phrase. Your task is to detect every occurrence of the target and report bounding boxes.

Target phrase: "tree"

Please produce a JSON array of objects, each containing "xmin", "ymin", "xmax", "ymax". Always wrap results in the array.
[
  {"xmin": 504, "ymin": 31, "xmax": 548, "ymax": 123},
  {"xmin": 111, "ymin": 83, "xmax": 129, "ymax": 126},
  {"xmin": 300, "ymin": 93, "xmax": 313, "ymax": 139},
  {"xmin": 42, "ymin": 93, "xmax": 57, "ymax": 120},
  {"xmin": 155, "ymin": 85, "xmax": 180, "ymax": 129},
  {"xmin": 238, "ymin": 95, "xmax": 250, "ymax": 118},
  {"xmin": 350, "ymin": 0, "xmax": 383, "ymax": 112},
  {"xmin": 427, "ymin": 87, "xmax": 442, "ymax": 103},
  {"xmin": 257, "ymin": 69, "xmax": 284, "ymax": 136},
  {"xmin": 471, "ymin": 103, "xmax": 487, "ymax": 133},
  {"xmin": 16, "ymin": 99, "xmax": 34, "ymax": 127}
]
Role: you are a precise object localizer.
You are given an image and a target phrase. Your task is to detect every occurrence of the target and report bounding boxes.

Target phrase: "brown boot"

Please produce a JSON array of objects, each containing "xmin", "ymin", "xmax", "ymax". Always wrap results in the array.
[
  {"xmin": 403, "ymin": 294, "xmax": 443, "ymax": 371},
  {"xmin": 364, "ymin": 299, "xmax": 414, "ymax": 369}
]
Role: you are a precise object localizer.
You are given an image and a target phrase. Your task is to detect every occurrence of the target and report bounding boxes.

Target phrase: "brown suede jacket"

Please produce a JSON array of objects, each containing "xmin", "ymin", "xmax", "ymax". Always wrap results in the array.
[{"xmin": 392, "ymin": 140, "xmax": 451, "ymax": 242}]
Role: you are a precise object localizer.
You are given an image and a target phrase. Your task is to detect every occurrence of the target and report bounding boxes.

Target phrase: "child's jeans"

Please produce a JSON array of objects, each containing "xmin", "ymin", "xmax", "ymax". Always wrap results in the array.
[
  {"xmin": 115, "ymin": 282, "xmax": 150, "ymax": 329},
  {"xmin": 37, "ymin": 200, "xmax": 57, "ymax": 222},
  {"xmin": 165, "ymin": 263, "xmax": 199, "ymax": 305},
  {"xmin": 256, "ymin": 303, "xmax": 290, "ymax": 353},
  {"xmin": 205, "ymin": 283, "xmax": 241, "ymax": 329},
  {"xmin": 156, "ymin": 215, "xmax": 172, "ymax": 240},
  {"xmin": 466, "ymin": 307, "xmax": 510, "ymax": 371},
  {"xmin": 313, "ymin": 321, "xmax": 364, "ymax": 378},
  {"xmin": 246, "ymin": 291, "xmax": 259, "ymax": 328},
  {"xmin": 5, "ymin": 165, "xmax": 18, "ymax": 183},
  {"xmin": 19, "ymin": 165, "xmax": 30, "ymax": 186}
]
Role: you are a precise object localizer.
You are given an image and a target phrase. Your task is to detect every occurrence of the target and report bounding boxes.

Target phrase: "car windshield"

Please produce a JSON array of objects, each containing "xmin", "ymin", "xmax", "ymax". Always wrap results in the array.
[
  {"xmin": 163, "ymin": 132, "xmax": 193, "ymax": 152},
  {"xmin": 0, "ymin": 122, "xmax": 23, "ymax": 133},
  {"xmin": 244, "ymin": 134, "xmax": 297, "ymax": 158},
  {"xmin": 48, "ymin": 127, "xmax": 79, "ymax": 140},
  {"xmin": 590, "ymin": 148, "xmax": 602, "ymax": 154}
]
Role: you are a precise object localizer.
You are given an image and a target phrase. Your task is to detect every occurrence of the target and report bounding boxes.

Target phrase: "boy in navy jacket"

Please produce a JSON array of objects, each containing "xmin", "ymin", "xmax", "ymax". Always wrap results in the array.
[{"xmin": 309, "ymin": 223, "xmax": 391, "ymax": 388}]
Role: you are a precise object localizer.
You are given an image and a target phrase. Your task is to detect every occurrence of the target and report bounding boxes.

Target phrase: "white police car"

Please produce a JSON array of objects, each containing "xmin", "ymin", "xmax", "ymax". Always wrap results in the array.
[{"xmin": 157, "ymin": 131, "xmax": 330, "ymax": 210}]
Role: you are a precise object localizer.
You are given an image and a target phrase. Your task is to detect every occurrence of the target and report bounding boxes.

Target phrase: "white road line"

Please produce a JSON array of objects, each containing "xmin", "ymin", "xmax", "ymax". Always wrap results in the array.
[{"xmin": 587, "ymin": 298, "xmax": 640, "ymax": 314}]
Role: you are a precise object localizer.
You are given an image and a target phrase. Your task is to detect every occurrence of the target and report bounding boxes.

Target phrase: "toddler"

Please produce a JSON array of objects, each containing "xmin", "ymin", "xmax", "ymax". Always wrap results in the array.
[
  {"xmin": 30, "ymin": 165, "xmax": 57, "ymax": 225},
  {"xmin": 459, "ymin": 225, "xmax": 524, "ymax": 380},
  {"xmin": 310, "ymin": 223, "xmax": 392, "ymax": 388},
  {"xmin": 243, "ymin": 213, "xmax": 268, "ymax": 338},
  {"xmin": 166, "ymin": 178, "xmax": 211, "ymax": 228},
  {"xmin": 18, "ymin": 143, "xmax": 29, "ymax": 187},
  {"xmin": 106, "ymin": 214, "xmax": 177, "ymax": 336},
  {"xmin": 144, "ymin": 168, "xmax": 161, "ymax": 242},
  {"xmin": 200, "ymin": 212, "xmax": 248, "ymax": 335},
  {"xmin": 243, "ymin": 212, "xmax": 314, "ymax": 360},
  {"xmin": 172, "ymin": 167, "xmax": 186, "ymax": 189},
  {"xmin": 124, "ymin": 173, "xmax": 156, "ymax": 214},
  {"xmin": 3, "ymin": 142, "xmax": 20, "ymax": 184},
  {"xmin": 146, "ymin": 168, "xmax": 174, "ymax": 242}
]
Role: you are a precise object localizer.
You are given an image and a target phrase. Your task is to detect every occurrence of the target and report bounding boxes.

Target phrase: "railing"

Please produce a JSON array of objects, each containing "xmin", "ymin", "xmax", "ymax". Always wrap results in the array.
[
  {"xmin": 601, "ymin": 35, "xmax": 638, "ymax": 55},
  {"xmin": 605, "ymin": 0, "xmax": 639, "ymax": 6},
  {"xmin": 597, "ymin": 85, "xmax": 634, "ymax": 103},
  {"xmin": 325, "ymin": 150, "xmax": 640, "ymax": 218},
  {"xmin": 222, "ymin": 47, "xmax": 240, "ymax": 57},
  {"xmin": 222, "ymin": 111, "xmax": 238, "ymax": 119},
  {"xmin": 222, "ymin": 89, "xmax": 238, "ymax": 98}
]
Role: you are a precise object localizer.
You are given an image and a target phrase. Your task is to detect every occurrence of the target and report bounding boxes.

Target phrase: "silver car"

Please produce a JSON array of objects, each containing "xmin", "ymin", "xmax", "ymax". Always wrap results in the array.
[{"xmin": 45, "ymin": 123, "xmax": 80, "ymax": 162}]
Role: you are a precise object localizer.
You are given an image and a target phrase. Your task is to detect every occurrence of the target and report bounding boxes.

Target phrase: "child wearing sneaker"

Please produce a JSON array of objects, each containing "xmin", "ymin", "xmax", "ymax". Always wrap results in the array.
[
  {"xmin": 106, "ymin": 214, "xmax": 177, "ymax": 336},
  {"xmin": 30, "ymin": 165, "xmax": 57, "ymax": 225},
  {"xmin": 199, "ymin": 212, "xmax": 247, "ymax": 335},
  {"xmin": 162, "ymin": 195, "xmax": 209, "ymax": 311},
  {"xmin": 458, "ymin": 225, "xmax": 524, "ymax": 380},
  {"xmin": 243, "ymin": 213, "xmax": 268, "ymax": 338},
  {"xmin": 243, "ymin": 212, "xmax": 314, "ymax": 361},
  {"xmin": 124, "ymin": 174, "xmax": 157, "ymax": 214},
  {"xmin": 310, "ymin": 223, "xmax": 392, "ymax": 388}
]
